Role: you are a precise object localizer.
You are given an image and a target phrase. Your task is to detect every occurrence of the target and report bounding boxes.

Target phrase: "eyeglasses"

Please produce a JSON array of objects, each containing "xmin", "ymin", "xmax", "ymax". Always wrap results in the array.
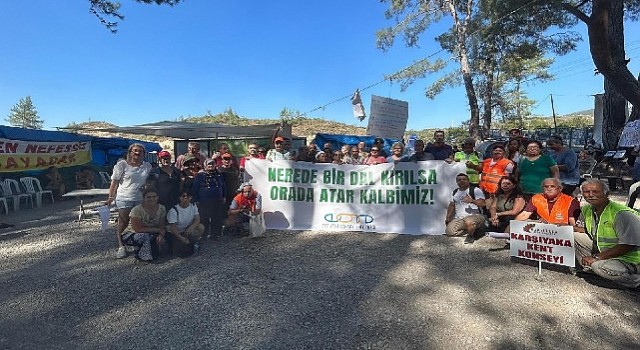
[{"xmin": 370, "ymin": 149, "xmax": 379, "ymax": 152}]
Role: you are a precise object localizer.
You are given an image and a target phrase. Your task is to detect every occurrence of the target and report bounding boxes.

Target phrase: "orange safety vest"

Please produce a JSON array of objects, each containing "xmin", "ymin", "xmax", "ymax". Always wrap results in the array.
[
  {"xmin": 479, "ymin": 158, "xmax": 513, "ymax": 194},
  {"xmin": 530, "ymin": 193, "xmax": 574, "ymax": 224},
  {"xmin": 232, "ymin": 191, "xmax": 258, "ymax": 211}
]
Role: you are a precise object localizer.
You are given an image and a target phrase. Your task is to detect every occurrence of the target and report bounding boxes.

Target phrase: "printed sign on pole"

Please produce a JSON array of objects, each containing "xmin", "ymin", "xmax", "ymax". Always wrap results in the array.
[
  {"xmin": 510, "ymin": 220, "xmax": 575, "ymax": 267},
  {"xmin": 366, "ymin": 95, "xmax": 408, "ymax": 140}
]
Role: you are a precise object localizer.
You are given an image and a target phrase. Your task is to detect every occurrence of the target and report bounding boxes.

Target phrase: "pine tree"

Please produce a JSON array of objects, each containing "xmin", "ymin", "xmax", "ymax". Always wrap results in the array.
[{"xmin": 6, "ymin": 96, "xmax": 44, "ymax": 129}]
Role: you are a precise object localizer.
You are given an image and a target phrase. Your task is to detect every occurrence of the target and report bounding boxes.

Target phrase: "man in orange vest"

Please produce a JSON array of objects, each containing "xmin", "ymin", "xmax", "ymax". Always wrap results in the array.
[{"xmin": 514, "ymin": 178, "xmax": 580, "ymax": 229}]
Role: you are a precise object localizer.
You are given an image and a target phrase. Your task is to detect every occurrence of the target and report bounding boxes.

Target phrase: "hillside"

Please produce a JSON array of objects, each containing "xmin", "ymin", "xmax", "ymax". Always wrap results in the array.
[{"xmin": 64, "ymin": 108, "xmax": 594, "ymax": 146}]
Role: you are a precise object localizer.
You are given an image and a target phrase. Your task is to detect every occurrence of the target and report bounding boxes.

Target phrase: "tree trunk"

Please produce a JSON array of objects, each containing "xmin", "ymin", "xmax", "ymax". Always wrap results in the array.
[
  {"xmin": 599, "ymin": 0, "xmax": 628, "ymax": 150},
  {"xmin": 587, "ymin": 0, "xmax": 640, "ymax": 110},
  {"xmin": 449, "ymin": 0, "xmax": 480, "ymax": 138}
]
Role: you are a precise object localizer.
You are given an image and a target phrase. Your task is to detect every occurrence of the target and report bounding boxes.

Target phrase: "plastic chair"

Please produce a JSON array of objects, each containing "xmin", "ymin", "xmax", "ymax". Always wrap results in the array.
[
  {"xmin": 19, "ymin": 177, "xmax": 54, "ymax": 207},
  {"xmin": 99, "ymin": 172, "xmax": 111, "ymax": 188},
  {"xmin": 1, "ymin": 179, "xmax": 34, "ymax": 211},
  {"xmin": 0, "ymin": 187, "xmax": 9, "ymax": 214}
]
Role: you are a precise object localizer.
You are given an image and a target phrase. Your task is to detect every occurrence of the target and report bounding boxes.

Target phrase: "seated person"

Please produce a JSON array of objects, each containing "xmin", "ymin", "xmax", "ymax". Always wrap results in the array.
[
  {"xmin": 514, "ymin": 178, "xmax": 580, "ymax": 229},
  {"xmin": 488, "ymin": 176, "xmax": 526, "ymax": 234},
  {"xmin": 75, "ymin": 166, "xmax": 95, "ymax": 190},
  {"xmin": 41, "ymin": 166, "xmax": 66, "ymax": 199},
  {"xmin": 575, "ymin": 179, "xmax": 640, "ymax": 288},
  {"xmin": 166, "ymin": 191, "xmax": 205, "ymax": 257},
  {"xmin": 445, "ymin": 173, "xmax": 486, "ymax": 244},
  {"xmin": 223, "ymin": 183, "xmax": 262, "ymax": 234},
  {"xmin": 121, "ymin": 188, "xmax": 167, "ymax": 261}
]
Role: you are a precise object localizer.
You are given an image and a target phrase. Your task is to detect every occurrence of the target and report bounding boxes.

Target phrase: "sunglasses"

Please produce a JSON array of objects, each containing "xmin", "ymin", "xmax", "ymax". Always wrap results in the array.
[{"xmin": 222, "ymin": 157, "xmax": 232, "ymax": 160}]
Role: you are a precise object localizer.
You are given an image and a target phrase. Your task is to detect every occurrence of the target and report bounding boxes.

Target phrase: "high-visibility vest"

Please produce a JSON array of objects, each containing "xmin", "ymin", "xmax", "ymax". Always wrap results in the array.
[
  {"xmin": 530, "ymin": 193, "xmax": 574, "ymax": 224},
  {"xmin": 232, "ymin": 191, "xmax": 258, "ymax": 211},
  {"xmin": 453, "ymin": 151, "xmax": 481, "ymax": 184},
  {"xmin": 479, "ymin": 158, "xmax": 513, "ymax": 194},
  {"xmin": 582, "ymin": 201, "xmax": 640, "ymax": 264}
]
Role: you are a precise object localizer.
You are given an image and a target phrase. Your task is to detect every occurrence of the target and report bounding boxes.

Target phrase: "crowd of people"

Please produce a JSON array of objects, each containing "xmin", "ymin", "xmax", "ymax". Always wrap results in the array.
[{"xmin": 104, "ymin": 131, "xmax": 640, "ymax": 290}]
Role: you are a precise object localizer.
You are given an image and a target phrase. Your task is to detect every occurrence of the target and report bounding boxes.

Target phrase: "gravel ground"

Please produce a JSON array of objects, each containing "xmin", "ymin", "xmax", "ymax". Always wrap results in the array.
[{"xmin": 1, "ymin": 193, "xmax": 639, "ymax": 350}]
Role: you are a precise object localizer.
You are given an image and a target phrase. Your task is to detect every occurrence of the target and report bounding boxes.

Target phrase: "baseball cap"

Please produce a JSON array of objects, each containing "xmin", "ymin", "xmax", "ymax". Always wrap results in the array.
[
  {"xmin": 204, "ymin": 159, "xmax": 216, "ymax": 166},
  {"xmin": 158, "ymin": 150, "xmax": 171, "ymax": 158}
]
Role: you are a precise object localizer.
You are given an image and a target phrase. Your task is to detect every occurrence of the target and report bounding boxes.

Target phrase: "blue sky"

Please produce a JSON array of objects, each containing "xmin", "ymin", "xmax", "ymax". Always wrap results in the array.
[{"xmin": 1, "ymin": 1, "xmax": 639, "ymax": 131}]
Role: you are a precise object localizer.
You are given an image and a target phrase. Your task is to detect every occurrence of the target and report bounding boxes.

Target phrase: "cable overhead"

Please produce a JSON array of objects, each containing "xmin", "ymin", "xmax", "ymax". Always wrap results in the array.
[{"xmin": 296, "ymin": 0, "xmax": 545, "ymax": 118}]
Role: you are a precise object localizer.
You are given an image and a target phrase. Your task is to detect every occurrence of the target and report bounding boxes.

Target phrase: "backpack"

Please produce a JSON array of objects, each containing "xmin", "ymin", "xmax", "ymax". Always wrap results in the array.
[{"xmin": 452, "ymin": 185, "xmax": 487, "ymax": 215}]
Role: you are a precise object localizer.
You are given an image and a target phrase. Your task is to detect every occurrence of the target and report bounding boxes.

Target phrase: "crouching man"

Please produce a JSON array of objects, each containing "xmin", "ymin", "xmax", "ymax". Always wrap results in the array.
[
  {"xmin": 223, "ymin": 183, "xmax": 262, "ymax": 235},
  {"xmin": 574, "ymin": 179, "xmax": 640, "ymax": 288},
  {"xmin": 445, "ymin": 173, "xmax": 486, "ymax": 244},
  {"xmin": 167, "ymin": 191, "xmax": 205, "ymax": 257}
]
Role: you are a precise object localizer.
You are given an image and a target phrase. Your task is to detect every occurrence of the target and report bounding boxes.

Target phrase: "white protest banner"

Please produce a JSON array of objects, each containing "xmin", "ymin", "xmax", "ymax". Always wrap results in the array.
[
  {"xmin": 245, "ymin": 159, "xmax": 465, "ymax": 235},
  {"xmin": 0, "ymin": 138, "xmax": 91, "ymax": 172},
  {"xmin": 509, "ymin": 220, "xmax": 575, "ymax": 267},
  {"xmin": 366, "ymin": 95, "xmax": 408, "ymax": 140}
]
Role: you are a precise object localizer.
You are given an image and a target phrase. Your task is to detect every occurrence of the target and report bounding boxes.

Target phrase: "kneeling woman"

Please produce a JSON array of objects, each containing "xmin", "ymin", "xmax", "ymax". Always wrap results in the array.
[
  {"xmin": 122, "ymin": 188, "xmax": 167, "ymax": 261},
  {"xmin": 166, "ymin": 191, "xmax": 205, "ymax": 257}
]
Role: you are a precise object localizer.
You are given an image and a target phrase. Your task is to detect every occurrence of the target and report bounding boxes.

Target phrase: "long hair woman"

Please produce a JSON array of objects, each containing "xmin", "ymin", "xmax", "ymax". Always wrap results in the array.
[
  {"xmin": 122, "ymin": 187, "xmax": 167, "ymax": 261},
  {"xmin": 488, "ymin": 175, "xmax": 526, "ymax": 233},
  {"xmin": 106, "ymin": 143, "xmax": 153, "ymax": 259}
]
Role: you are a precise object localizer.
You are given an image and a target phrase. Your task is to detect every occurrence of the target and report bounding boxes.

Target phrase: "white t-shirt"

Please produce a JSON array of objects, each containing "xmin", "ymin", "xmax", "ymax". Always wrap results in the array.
[
  {"xmin": 112, "ymin": 160, "xmax": 152, "ymax": 202},
  {"xmin": 167, "ymin": 203, "xmax": 199, "ymax": 231},
  {"xmin": 451, "ymin": 187, "xmax": 485, "ymax": 219}
]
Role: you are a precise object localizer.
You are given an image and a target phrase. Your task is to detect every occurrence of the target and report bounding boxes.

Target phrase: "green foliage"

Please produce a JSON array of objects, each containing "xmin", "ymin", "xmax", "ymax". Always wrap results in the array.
[
  {"xmin": 89, "ymin": 0, "xmax": 182, "ymax": 33},
  {"xmin": 6, "ymin": 96, "xmax": 44, "ymax": 129}
]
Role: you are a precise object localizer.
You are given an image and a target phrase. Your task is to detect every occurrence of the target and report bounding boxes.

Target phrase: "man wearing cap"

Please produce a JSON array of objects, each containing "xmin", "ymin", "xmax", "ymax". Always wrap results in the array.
[
  {"xmin": 223, "ymin": 183, "xmax": 262, "ymax": 235},
  {"xmin": 211, "ymin": 142, "xmax": 239, "ymax": 170},
  {"xmin": 448, "ymin": 138, "xmax": 482, "ymax": 185},
  {"xmin": 425, "ymin": 130, "xmax": 454, "ymax": 160},
  {"xmin": 547, "ymin": 135, "xmax": 580, "ymax": 195},
  {"xmin": 149, "ymin": 150, "xmax": 181, "ymax": 209},
  {"xmin": 176, "ymin": 141, "xmax": 205, "ymax": 171},
  {"xmin": 266, "ymin": 136, "xmax": 292, "ymax": 161}
]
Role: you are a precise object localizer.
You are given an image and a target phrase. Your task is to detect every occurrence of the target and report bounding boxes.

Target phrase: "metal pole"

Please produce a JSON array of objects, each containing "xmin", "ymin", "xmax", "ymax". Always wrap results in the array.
[{"xmin": 551, "ymin": 94, "xmax": 558, "ymax": 134}]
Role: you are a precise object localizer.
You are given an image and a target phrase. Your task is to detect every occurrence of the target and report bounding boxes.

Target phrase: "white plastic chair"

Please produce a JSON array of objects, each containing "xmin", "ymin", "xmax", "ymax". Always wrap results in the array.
[
  {"xmin": 2, "ymin": 179, "xmax": 34, "ymax": 211},
  {"xmin": 0, "ymin": 188, "xmax": 8, "ymax": 214},
  {"xmin": 99, "ymin": 171, "xmax": 111, "ymax": 188},
  {"xmin": 19, "ymin": 177, "xmax": 54, "ymax": 207}
]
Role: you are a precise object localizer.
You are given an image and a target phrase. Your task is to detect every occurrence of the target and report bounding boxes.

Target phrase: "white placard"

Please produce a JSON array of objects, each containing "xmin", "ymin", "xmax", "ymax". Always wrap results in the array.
[
  {"xmin": 510, "ymin": 220, "xmax": 575, "ymax": 267},
  {"xmin": 366, "ymin": 95, "xmax": 409, "ymax": 140}
]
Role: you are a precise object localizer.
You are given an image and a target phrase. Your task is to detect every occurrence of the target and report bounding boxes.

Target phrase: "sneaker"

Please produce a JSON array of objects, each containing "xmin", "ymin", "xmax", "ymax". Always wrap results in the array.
[
  {"xmin": 464, "ymin": 235, "xmax": 475, "ymax": 244},
  {"xmin": 115, "ymin": 246, "xmax": 127, "ymax": 259}
]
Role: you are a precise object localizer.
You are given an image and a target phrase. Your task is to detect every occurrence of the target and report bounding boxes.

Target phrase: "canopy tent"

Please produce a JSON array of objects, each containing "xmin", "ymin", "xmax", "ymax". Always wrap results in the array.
[{"xmin": 62, "ymin": 121, "xmax": 282, "ymax": 139}]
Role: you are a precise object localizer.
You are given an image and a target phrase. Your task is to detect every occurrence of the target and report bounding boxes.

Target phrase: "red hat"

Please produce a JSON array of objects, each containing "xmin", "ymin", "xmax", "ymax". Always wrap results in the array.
[{"xmin": 158, "ymin": 150, "xmax": 171, "ymax": 158}]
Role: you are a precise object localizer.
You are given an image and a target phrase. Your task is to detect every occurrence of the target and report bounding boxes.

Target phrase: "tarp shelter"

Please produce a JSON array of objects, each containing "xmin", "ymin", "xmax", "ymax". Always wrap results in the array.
[
  {"xmin": 313, "ymin": 134, "xmax": 401, "ymax": 154},
  {"xmin": 0, "ymin": 125, "xmax": 161, "ymax": 168},
  {"xmin": 66, "ymin": 121, "xmax": 283, "ymax": 139}
]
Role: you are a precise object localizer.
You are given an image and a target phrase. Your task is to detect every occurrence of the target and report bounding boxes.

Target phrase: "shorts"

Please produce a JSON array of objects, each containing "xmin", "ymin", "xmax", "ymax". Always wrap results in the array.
[
  {"xmin": 445, "ymin": 214, "xmax": 486, "ymax": 236},
  {"xmin": 115, "ymin": 199, "xmax": 141, "ymax": 210}
]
